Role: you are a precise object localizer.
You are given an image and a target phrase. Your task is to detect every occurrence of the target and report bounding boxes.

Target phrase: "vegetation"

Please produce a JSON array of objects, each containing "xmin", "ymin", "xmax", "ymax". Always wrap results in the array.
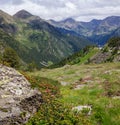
[
  {"xmin": 21, "ymin": 73, "xmax": 92, "ymax": 125},
  {"xmin": 100, "ymin": 37, "xmax": 120, "ymax": 62},
  {"xmin": 28, "ymin": 62, "xmax": 120, "ymax": 125},
  {"xmin": 107, "ymin": 37, "xmax": 120, "ymax": 48},
  {"xmin": 0, "ymin": 10, "xmax": 120, "ymax": 125},
  {"xmin": 0, "ymin": 10, "xmax": 92, "ymax": 68},
  {"xmin": 49, "ymin": 46, "xmax": 98, "ymax": 68},
  {"xmin": 0, "ymin": 29, "xmax": 28, "ymax": 68},
  {"xmin": 2, "ymin": 47, "xmax": 20, "ymax": 68}
]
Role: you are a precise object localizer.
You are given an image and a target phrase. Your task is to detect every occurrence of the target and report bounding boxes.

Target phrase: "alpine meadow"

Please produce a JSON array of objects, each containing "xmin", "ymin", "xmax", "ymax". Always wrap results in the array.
[{"xmin": 0, "ymin": 0, "xmax": 120, "ymax": 125}]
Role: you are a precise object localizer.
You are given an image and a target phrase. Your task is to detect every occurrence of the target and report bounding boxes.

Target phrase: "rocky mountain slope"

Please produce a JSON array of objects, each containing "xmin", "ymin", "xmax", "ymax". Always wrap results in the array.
[
  {"xmin": 48, "ymin": 16, "xmax": 120, "ymax": 46},
  {"xmin": 90, "ymin": 37, "xmax": 120, "ymax": 63},
  {"xmin": 0, "ymin": 10, "xmax": 91, "ymax": 68},
  {"xmin": 49, "ymin": 37, "xmax": 120, "ymax": 68},
  {"xmin": 0, "ymin": 64, "xmax": 42, "ymax": 124}
]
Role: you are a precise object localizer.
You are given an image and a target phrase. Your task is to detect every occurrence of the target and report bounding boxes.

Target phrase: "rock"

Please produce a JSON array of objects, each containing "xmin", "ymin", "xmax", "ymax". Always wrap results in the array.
[
  {"xmin": 112, "ymin": 96, "xmax": 120, "ymax": 99},
  {"xmin": 60, "ymin": 81, "xmax": 69, "ymax": 86},
  {"xmin": 90, "ymin": 52, "xmax": 112, "ymax": 63},
  {"xmin": 0, "ymin": 64, "xmax": 42, "ymax": 125},
  {"xmin": 74, "ymin": 84, "xmax": 86, "ymax": 90},
  {"xmin": 113, "ymin": 55, "xmax": 120, "ymax": 62},
  {"xmin": 63, "ymin": 64, "xmax": 71, "ymax": 69},
  {"xmin": 72, "ymin": 105, "xmax": 92, "ymax": 115}
]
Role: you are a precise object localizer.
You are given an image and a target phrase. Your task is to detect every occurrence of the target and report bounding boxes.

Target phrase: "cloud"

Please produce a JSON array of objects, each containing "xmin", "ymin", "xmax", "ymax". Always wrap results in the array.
[
  {"xmin": 0, "ymin": 0, "xmax": 24, "ymax": 5},
  {"xmin": 0, "ymin": 0, "xmax": 120, "ymax": 21},
  {"xmin": 29, "ymin": 0, "xmax": 65, "ymax": 8}
]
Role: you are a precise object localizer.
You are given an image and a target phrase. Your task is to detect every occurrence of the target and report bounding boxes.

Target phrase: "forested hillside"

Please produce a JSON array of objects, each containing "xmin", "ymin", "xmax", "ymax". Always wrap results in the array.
[{"xmin": 0, "ymin": 10, "xmax": 91, "ymax": 68}]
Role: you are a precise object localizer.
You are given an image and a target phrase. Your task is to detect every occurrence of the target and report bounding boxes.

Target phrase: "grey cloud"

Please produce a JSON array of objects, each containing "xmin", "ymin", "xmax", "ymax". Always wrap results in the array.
[
  {"xmin": 0, "ymin": 0, "xmax": 120, "ymax": 21},
  {"xmin": 93, "ymin": 0, "xmax": 120, "ymax": 7},
  {"xmin": 0, "ymin": 0, "xmax": 24, "ymax": 5},
  {"xmin": 29, "ymin": 0, "xmax": 66, "ymax": 8},
  {"xmin": 12, "ymin": 0, "xmax": 24, "ymax": 5}
]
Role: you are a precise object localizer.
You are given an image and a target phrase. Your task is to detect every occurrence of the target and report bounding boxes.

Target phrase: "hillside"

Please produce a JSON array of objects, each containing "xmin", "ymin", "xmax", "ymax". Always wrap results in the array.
[
  {"xmin": 24, "ymin": 33, "xmax": 120, "ymax": 125},
  {"xmin": 90, "ymin": 37, "xmax": 120, "ymax": 63},
  {"xmin": 49, "ymin": 37, "xmax": 120, "ymax": 68},
  {"xmin": 28, "ymin": 62, "xmax": 120, "ymax": 125},
  {"xmin": 49, "ymin": 46, "xmax": 99, "ymax": 68},
  {"xmin": 0, "ymin": 29, "xmax": 28, "ymax": 68},
  {"xmin": 0, "ymin": 10, "xmax": 91, "ymax": 68},
  {"xmin": 48, "ymin": 16, "xmax": 120, "ymax": 46}
]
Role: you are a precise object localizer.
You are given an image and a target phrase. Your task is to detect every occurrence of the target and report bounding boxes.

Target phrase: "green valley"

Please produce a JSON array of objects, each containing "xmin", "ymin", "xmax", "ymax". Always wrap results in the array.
[
  {"xmin": 25, "ymin": 37, "xmax": 120, "ymax": 125},
  {"xmin": 0, "ymin": 6, "xmax": 120, "ymax": 125},
  {"xmin": 0, "ymin": 10, "xmax": 91, "ymax": 68}
]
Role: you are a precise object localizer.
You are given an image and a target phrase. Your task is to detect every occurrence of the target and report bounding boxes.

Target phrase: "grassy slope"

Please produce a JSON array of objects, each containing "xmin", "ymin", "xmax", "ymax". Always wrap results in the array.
[
  {"xmin": 14, "ymin": 19, "xmax": 92, "ymax": 67},
  {"xmin": 49, "ymin": 47, "xmax": 99, "ymax": 68},
  {"xmin": 78, "ymin": 47, "xmax": 99, "ymax": 64},
  {"xmin": 28, "ymin": 62, "xmax": 120, "ymax": 125}
]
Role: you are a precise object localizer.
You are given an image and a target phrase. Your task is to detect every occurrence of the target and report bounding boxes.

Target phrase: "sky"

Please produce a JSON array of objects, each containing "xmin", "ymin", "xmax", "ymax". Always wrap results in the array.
[{"xmin": 0, "ymin": 0, "xmax": 120, "ymax": 21}]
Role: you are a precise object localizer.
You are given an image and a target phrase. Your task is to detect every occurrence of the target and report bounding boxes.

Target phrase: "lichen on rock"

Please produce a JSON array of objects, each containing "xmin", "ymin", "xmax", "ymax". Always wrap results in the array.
[{"xmin": 0, "ymin": 64, "xmax": 42, "ymax": 125}]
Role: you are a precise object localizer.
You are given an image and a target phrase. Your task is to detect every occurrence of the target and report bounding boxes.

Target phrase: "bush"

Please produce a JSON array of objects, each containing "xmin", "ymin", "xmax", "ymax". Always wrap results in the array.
[
  {"xmin": 23, "ymin": 74, "xmax": 92, "ymax": 125},
  {"xmin": 2, "ymin": 47, "xmax": 20, "ymax": 68},
  {"xmin": 108, "ymin": 37, "xmax": 120, "ymax": 48},
  {"xmin": 102, "ymin": 46, "xmax": 109, "ymax": 53}
]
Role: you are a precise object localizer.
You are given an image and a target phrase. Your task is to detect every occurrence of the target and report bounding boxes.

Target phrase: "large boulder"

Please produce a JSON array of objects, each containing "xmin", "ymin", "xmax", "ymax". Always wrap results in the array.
[{"xmin": 0, "ymin": 64, "xmax": 42, "ymax": 125}]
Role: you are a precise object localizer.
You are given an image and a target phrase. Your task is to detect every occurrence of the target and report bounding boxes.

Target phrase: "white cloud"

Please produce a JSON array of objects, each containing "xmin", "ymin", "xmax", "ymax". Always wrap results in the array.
[{"xmin": 0, "ymin": 0, "xmax": 120, "ymax": 21}]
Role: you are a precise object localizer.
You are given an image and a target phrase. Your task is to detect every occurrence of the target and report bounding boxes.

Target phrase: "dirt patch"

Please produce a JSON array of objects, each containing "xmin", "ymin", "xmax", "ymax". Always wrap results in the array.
[
  {"xmin": 71, "ymin": 76, "xmax": 93, "ymax": 89},
  {"xmin": 103, "ymin": 81, "xmax": 120, "ymax": 97}
]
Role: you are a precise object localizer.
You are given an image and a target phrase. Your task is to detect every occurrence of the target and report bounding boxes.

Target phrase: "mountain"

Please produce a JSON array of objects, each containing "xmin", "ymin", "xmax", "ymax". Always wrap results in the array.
[
  {"xmin": 90, "ymin": 37, "xmax": 120, "ymax": 63},
  {"xmin": 0, "ymin": 29, "xmax": 29, "ymax": 68},
  {"xmin": 48, "ymin": 16, "xmax": 120, "ymax": 46},
  {"xmin": 50, "ymin": 37, "xmax": 120, "ymax": 68},
  {"xmin": 49, "ymin": 45, "xmax": 98, "ymax": 68},
  {"xmin": 0, "ymin": 10, "xmax": 17, "ymax": 33},
  {"xmin": 13, "ymin": 9, "xmax": 33, "ymax": 19},
  {"xmin": 48, "ymin": 18, "xmax": 84, "ymax": 34},
  {"xmin": 0, "ymin": 10, "xmax": 91, "ymax": 68}
]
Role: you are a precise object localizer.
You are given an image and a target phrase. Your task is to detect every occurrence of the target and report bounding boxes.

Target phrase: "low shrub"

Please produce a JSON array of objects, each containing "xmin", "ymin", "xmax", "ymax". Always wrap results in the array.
[{"xmin": 23, "ymin": 73, "xmax": 92, "ymax": 125}]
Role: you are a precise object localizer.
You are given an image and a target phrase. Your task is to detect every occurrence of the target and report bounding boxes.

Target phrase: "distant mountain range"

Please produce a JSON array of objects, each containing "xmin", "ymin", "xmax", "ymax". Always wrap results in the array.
[
  {"xmin": 0, "ymin": 9, "xmax": 91, "ymax": 67},
  {"xmin": 0, "ymin": 9, "xmax": 120, "ymax": 68},
  {"xmin": 48, "ymin": 16, "xmax": 120, "ymax": 46}
]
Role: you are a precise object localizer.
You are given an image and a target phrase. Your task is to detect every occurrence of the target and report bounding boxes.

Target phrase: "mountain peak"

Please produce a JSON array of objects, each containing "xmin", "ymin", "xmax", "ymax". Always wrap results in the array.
[
  {"xmin": 13, "ymin": 10, "xmax": 33, "ymax": 19},
  {"xmin": 62, "ymin": 18, "xmax": 76, "ymax": 23},
  {"xmin": 104, "ymin": 16, "xmax": 120, "ymax": 20}
]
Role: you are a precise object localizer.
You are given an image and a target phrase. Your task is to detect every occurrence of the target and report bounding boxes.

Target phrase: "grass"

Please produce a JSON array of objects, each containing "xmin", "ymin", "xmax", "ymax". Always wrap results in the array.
[
  {"xmin": 27, "ymin": 62, "xmax": 120, "ymax": 125},
  {"xmin": 78, "ymin": 47, "xmax": 99, "ymax": 64}
]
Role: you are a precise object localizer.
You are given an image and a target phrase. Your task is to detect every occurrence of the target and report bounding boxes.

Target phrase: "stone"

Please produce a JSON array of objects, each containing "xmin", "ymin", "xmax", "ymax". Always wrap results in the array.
[
  {"xmin": 74, "ymin": 84, "xmax": 86, "ymax": 90},
  {"xmin": 60, "ymin": 81, "xmax": 69, "ymax": 86},
  {"xmin": 112, "ymin": 96, "xmax": 120, "ymax": 99},
  {"xmin": 72, "ymin": 105, "xmax": 92, "ymax": 115},
  {"xmin": 0, "ymin": 64, "xmax": 42, "ymax": 124},
  {"xmin": 90, "ymin": 52, "xmax": 111, "ymax": 63}
]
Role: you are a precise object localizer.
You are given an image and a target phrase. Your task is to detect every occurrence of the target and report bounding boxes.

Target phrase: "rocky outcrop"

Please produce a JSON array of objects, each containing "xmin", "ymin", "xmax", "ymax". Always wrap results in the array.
[
  {"xmin": 90, "ymin": 52, "xmax": 112, "ymax": 63},
  {"xmin": 90, "ymin": 47, "xmax": 120, "ymax": 63},
  {"xmin": 0, "ymin": 64, "xmax": 42, "ymax": 125}
]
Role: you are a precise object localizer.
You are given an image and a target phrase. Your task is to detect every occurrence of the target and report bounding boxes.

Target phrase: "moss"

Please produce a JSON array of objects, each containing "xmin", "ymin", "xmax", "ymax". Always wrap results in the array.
[{"xmin": 0, "ymin": 107, "xmax": 8, "ymax": 112}]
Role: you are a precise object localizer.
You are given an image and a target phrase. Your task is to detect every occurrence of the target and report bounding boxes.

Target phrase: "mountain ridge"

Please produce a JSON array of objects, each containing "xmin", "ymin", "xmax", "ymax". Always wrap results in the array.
[
  {"xmin": 0, "ymin": 9, "xmax": 91, "ymax": 68},
  {"xmin": 48, "ymin": 16, "xmax": 120, "ymax": 45},
  {"xmin": 13, "ymin": 9, "xmax": 33, "ymax": 19}
]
